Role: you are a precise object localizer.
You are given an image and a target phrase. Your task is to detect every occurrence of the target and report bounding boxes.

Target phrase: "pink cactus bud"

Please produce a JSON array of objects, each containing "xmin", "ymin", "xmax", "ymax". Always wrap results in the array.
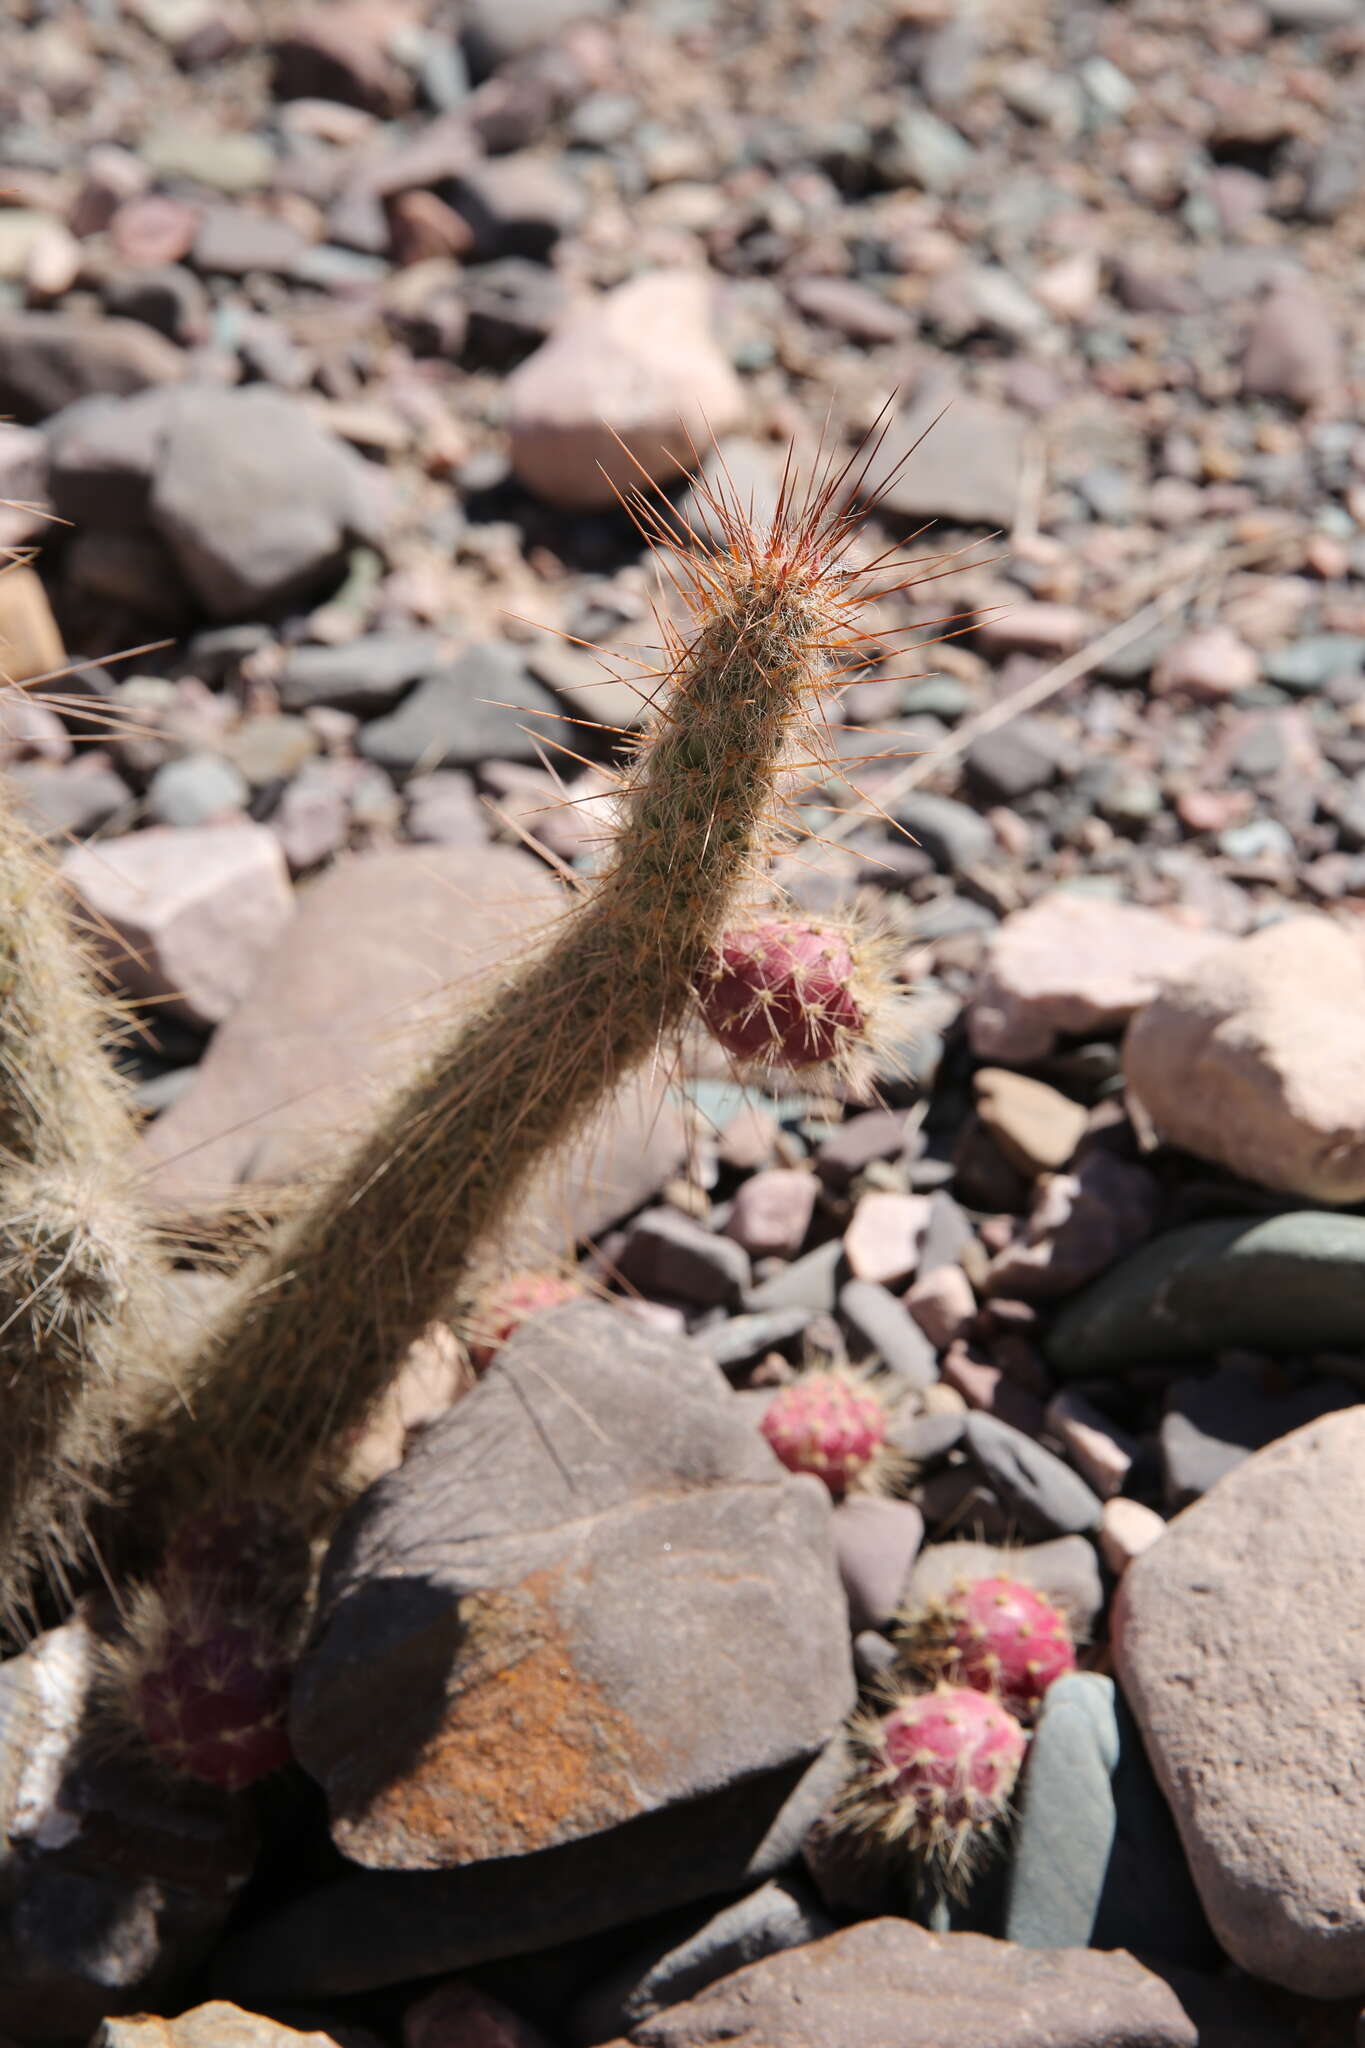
[
  {"xmin": 159, "ymin": 1500, "xmax": 311, "ymax": 1617},
  {"xmin": 468, "ymin": 1272, "xmax": 584, "ymax": 1372},
  {"xmin": 132, "ymin": 1610, "xmax": 293, "ymax": 1792},
  {"xmin": 906, "ymin": 1575, "xmax": 1076, "ymax": 1722},
  {"xmin": 694, "ymin": 919, "xmax": 865, "ymax": 1068},
  {"xmin": 842, "ymin": 1684, "xmax": 1026, "ymax": 1893},
  {"xmin": 760, "ymin": 1368, "xmax": 889, "ymax": 1496}
]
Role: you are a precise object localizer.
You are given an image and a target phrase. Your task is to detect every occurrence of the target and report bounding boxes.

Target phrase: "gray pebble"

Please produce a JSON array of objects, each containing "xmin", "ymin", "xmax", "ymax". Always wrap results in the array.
[
  {"xmin": 838, "ymin": 1280, "xmax": 938, "ymax": 1390},
  {"xmin": 964, "ymin": 1413, "xmax": 1103, "ymax": 1537}
]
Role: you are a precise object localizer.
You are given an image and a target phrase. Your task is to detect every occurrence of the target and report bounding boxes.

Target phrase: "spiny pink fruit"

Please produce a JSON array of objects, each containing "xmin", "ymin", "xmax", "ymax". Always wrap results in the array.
[
  {"xmin": 760, "ymin": 1368, "xmax": 889, "ymax": 1495},
  {"xmin": 468, "ymin": 1271, "xmax": 584, "ymax": 1372},
  {"xmin": 159, "ymin": 1500, "xmax": 311, "ymax": 1618},
  {"xmin": 842, "ymin": 1684, "xmax": 1026, "ymax": 1894},
  {"xmin": 905, "ymin": 1575, "xmax": 1076, "ymax": 1722},
  {"xmin": 132, "ymin": 1606, "xmax": 293, "ymax": 1793},
  {"xmin": 694, "ymin": 919, "xmax": 865, "ymax": 1069}
]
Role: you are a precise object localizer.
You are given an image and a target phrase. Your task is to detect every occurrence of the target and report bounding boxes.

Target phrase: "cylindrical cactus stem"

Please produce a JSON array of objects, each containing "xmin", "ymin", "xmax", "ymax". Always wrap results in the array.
[
  {"xmin": 131, "ymin": 474, "xmax": 896, "ymax": 1520},
  {"xmin": 0, "ymin": 790, "xmax": 167, "ymax": 1630}
]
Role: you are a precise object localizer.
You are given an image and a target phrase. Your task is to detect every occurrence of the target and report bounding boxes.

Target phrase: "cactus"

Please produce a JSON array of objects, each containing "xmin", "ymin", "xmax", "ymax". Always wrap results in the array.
[
  {"xmin": 900, "ymin": 1574, "xmax": 1076, "ymax": 1723},
  {"xmin": 839, "ymin": 1682, "xmax": 1026, "ymax": 1897},
  {"xmin": 159, "ymin": 1500, "xmax": 313, "ymax": 1619},
  {"xmin": 0, "ymin": 787, "xmax": 168, "ymax": 1630},
  {"xmin": 694, "ymin": 913, "xmax": 899, "ymax": 1081},
  {"xmin": 112, "ymin": 1582, "xmax": 294, "ymax": 1792},
  {"xmin": 760, "ymin": 1366, "xmax": 894, "ymax": 1496},
  {"xmin": 118, "ymin": 447, "xmax": 928, "ymax": 1531},
  {"xmin": 465, "ymin": 1270, "xmax": 585, "ymax": 1372}
]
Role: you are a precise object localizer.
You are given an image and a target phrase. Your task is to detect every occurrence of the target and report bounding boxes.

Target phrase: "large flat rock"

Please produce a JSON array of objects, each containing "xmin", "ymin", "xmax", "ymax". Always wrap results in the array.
[{"xmin": 1114, "ymin": 1408, "xmax": 1365, "ymax": 1999}]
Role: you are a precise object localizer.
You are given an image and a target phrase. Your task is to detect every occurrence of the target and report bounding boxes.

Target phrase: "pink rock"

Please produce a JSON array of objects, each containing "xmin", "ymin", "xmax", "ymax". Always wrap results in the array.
[
  {"xmin": 1045, "ymin": 1388, "xmax": 1135, "ymax": 1500},
  {"xmin": 974, "ymin": 602, "xmax": 1090, "ymax": 660},
  {"xmin": 724, "ymin": 1167, "xmax": 817, "ymax": 1259},
  {"xmin": 1242, "ymin": 278, "xmax": 1342, "ymax": 412},
  {"xmin": 983, "ymin": 1151, "xmax": 1161, "ymax": 1302},
  {"xmin": 61, "ymin": 823, "xmax": 294, "ymax": 1029},
  {"xmin": 1032, "ymin": 250, "xmax": 1101, "ymax": 322},
  {"xmin": 940, "ymin": 1341, "xmax": 1045, "ymax": 1437},
  {"xmin": 843, "ymin": 1191, "xmax": 929, "ymax": 1288},
  {"xmin": 904, "ymin": 1264, "xmax": 976, "ymax": 1352},
  {"xmin": 1099, "ymin": 1497, "xmax": 1166, "ymax": 1574},
  {"xmin": 1151, "ymin": 626, "xmax": 1258, "ymax": 700},
  {"xmin": 506, "ymin": 270, "xmax": 745, "ymax": 509},
  {"xmin": 110, "ymin": 194, "xmax": 200, "ymax": 267},
  {"xmin": 968, "ymin": 891, "xmax": 1224, "ymax": 1062},
  {"xmin": 405, "ymin": 1978, "xmax": 551, "ymax": 2048}
]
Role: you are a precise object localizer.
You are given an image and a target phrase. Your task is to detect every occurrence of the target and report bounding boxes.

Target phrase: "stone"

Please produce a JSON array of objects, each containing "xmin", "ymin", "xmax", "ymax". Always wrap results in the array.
[
  {"xmin": 269, "ymin": 759, "xmax": 355, "ymax": 872},
  {"xmin": 0, "ymin": 564, "xmax": 64, "ymax": 684},
  {"xmin": 147, "ymin": 751, "xmax": 250, "ymax": 828},
  {"xmin": 278, "ymin": 632, "xmax": 447, "ymax": 716},
  {"xmin": 506, "ymin": 271, "xmax": 744, "ymax": 510},
  {"xmin": 843, "ymin": 1192, "xmax": 929, "ymax": 1288},
  {"xmin": 45, "ymin": 387, "xmax": 183, "ymax": 528},
  {"xmin": 405, "ymin": 1981, "xmax": 548, "ymax": 2048},
  {"xmin": 745, "ymin": 1239, "xmax": 846, "ymax": 1314},
  {"xmin": 1124, "ymin": 917, "xmax": 1365, "ymax": 1205},
  {"xmin": 616, "ymin": 1208, "xmax": 751, "ymax": 1307},
  {"xmin": 814, "ymin": 1108, "xmax": 919, "ymax": 1190},
  {"xmin": 1098, "ymin": 1498, "xmax": 1166, "ymax": 1574},
  {"xmin": 1243, "ymin": 279, "xmax": 1342, "ymax": 411},
  {"xmin": 0, "ymin": 314, "xmax": 185, "ymax": 424},
  {"xmin": 1005, "ymin": 1674, "xmax": 1119, "ymax": 1950},
  {"xmin": 1044, "ymin": 1387, "xmax": 1135, "ymax": 1499},
  {"xmin": 973, "ymin": 1070, "xmax": 1087, "ymax": 1177},
  {"xmin": 692, "ymin": 1307, "xmax": 811, "ymax": 1372},
  {"xmin": 906, "ymin": 1535, "xmax": 1104, "ymax": 1640},
  {"xmin": 1047, "ymin": 1211, "xmax": 1365, "ymax": 1376},
  {"xmin": 150, "ymin": 388, "xmax": 382, "ymax": 619},
  {"xmin": 271, "ymin": 3, "xmax": 414, "ymax": 115},
  {"xmin": 404, "ymin": 770, "xmax": 487, "ymax": 845},
  {"xmin": 221, "ymin": 714, "xmax": 319, "ymax": 789},
  {"xmin": 141, "ymin": 124, "xmax": 276, "ymax": 193},
  {"xmin": 963, "ymin": 1413, "xmax": 1103, "ymax": 1538},
  {"xmin": 838, "ymin": 1279, "xmax": 938, "ymax": 1389},
  {"xmin": 829, "ymin": 1497, "xmax": 924, "ymax": 1634},
  {"xmin": 1160, "ymin": 1364, "xmax": 1359, "ymax": 1513},
  {"xmin": 983, "ymin": 1153, "xmax": 1161, "ymax": 1302},
  {"xmin": 94, "ymin": 2010, "xmax": 351, "ymax": 2048},
  {"xmin": 6, "ymin": 757, "xmax": 132, "ymax": 841},
  {"xmin": 460, "ymin": 0, "xmax": 595, "ymax": 73},
  {"xmin": 860, "ymin": 392, "xmax": 1025, "ymax": 531},
  {"xmin": 724, "ymin": 1169, "xmax": 816, "ymax": 1260},
  {"xmin": 360, "ymin": 643, "xmax": 572, "ymax": 773},
  {"xmin": 964, "ymin": 717, "xmax": 1067, "ymax": 802},
  {"xmin": 974, "ymin": 607, "xmax": 1088, "ymax": 663},
  {"xmin": 61, "ymin": 823, "xmax": 293, "ymax": 1029},
  {"xmin": 786, "ymin": 277, "xmax": 911, "ymax": 344},
  {"xmin": 903, "ymin": 1263, "xmax": 976, "ymax": 1353},
  {"xmin": 0, "ymin": 421, "xmax": 50, "ymax": 547},
  {"xmin": 890, "ymin": 791, "xmax": 994, "ymax": 873},
  {"xmin": 969, "ymin": 892, "xmax": 1223, "ymax": 1063},
  {"xmin": 571, "ymin": 1880, "xmax": 835, "ymax": 2045},
  {"xmin": 1115, "ymin": 1409, "xmax": 1365, "ymax": 1997},
  {"xmin": 592, "ymin": 1918, "xmax": 1201, "ymax": 2048},
  {"xmin": 0, "ymin": 1621, "xmax": 257, "ymax": 2041},
  {"xmin": 138, "ymin": 846, "xmax": 687, "ymax": 1249},
  {"xmin": 452, "ymin": 155, "xmax": 583, "ymax": 262},
  {"xmin": 103, "ymin": 263, "xmax": 210, "ymax": 345},
  {"xmin": 0, "ymin": 686, "xmax": 69, "ymax": 766},
  {"xmin": 1150, "ymin": 627, "xmax": 1258, "ymax": 700}
]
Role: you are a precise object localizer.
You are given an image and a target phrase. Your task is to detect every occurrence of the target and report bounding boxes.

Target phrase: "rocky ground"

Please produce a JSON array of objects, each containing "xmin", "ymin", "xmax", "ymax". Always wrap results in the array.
[{"xmin": 1, "ymin": 0, "xmax": 1364, "ymax": 2043}]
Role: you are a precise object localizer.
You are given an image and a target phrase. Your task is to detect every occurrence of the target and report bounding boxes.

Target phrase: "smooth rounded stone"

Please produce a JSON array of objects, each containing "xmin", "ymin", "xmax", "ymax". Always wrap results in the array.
[
  {"xmin": 359, "ymin": 642, "xmax": 571, "ymax": 774},
  {"xmin": 838, "ymin": 1279, "xmax": 938, "ymax": 1390},
  {"xmin": 570, "ymin": 1879, "xmax": 835, "ymax": 2046},
  {"xmin": 61, "ymin": 822, "xmax": 293, "ymax": 1029},
  {"xmin": 1005, "ymin": 1673, "xmax": 1120, "ymax": 1951},
  {"xmin": 45, "ymin": 386, "xmax": 185, "ymax": 528},
  {"xmin": 744, "ymin": 1239, "xmax": 846, "ymax": 1314},
  {"xmin": 857, "ymin": 392, "xmax": 1025, "ymax": 531},
  {"xmin": 888, "ymin": 1408, "xmax": 966, "ymax": 1466},
  {"xmin": 278, "ymin": 632, "xmax": 448, "ymax": 716},
  {"xmin": 615, "ymin": 1209, "xmax": 751, "ymax": 1308},
  {"xmin": 150, "ymin": 388, "xmax": 383, "ymax": 620},
  {"xmin": 724, "ymin": 1169, "xmax": 817, "ymax": 1260},
  {"xmin": 964, "ymin": 715, "xmax": 1068, "ymax": 802},
  {"xmin": 1159, "ymin": 1363, "xmax": 1359, "ymax": 1513},
  {"xmin": 906, "ymin": 1535, "xmax": 1104, "ymax": 1640},
  {"xmin": 843, "ymin": 1192, "xmax": 929, "ymax": 1289},
  {"xmin": 983, "ymin": 1152, "xmax": 1160, "ymax": 1303},
  {"xmin": 1124, "ymin": 917, "xmax": 1365, "ymax": 1205},
  {"xmin": 103, "ymin": 263, "xmax": 210, "ymax": 345},
  {"xmin": 1243, "ymin": 278, "xmax": 1342, "ymax": 411},
  {"xmin": 1099, "ymin": 1498, "xmax": 1167, "ymax": 1575},
  {"xmin": 904, "ymin": 1263, "xmax": 975, "ymax": 1352},
  {"xmin": 506, "ymin": 270, "xmax": 744, "ymax": 510},
  {"xmin": 0, "ymin": 313, "xmax": 186, "ymax": 424},
  {"xmin": 147, "ymin": 751, "xmax": 249, "ymax": 827},
  {"xmin": 830, "ymin": 1497, "xmax": 925, "ymax": 1634},
  {"xmin": 1150, "ymin": 627, "xmax": 1258, "ymax": 701},
  {"xmin": 815, "ymin": 1107, "xmax": 920, "ymax": 1191},
  {"xmin": 0, "ymin": 563, "xmax": 63, "ymax": 684},
  {"xmin": 1115, "ymin": 1410, "xmax": 1365, "ymax": 1997},
  {"xmin": 963, "ymin": 1413, "xmax": 1102, "ymax": 1538},
  {"xmin": 974, "ymin": 1069, "xmax": 1088, "ymax": 1177},
  {"xmin": 1047, "ymin": 1212, "xmax": 1365, "ymax": 1376},
  {"xmin": 852, "ymin": 1629, "xmax": 899, "ymax": 1682},
  {"xmin": 590, "ymin": 1918, "xmax": 1203, "ymax": 2048},
  {"xmin": 969, "ymin": 892, "xmax": 1223, "ymax": 1063},
  {"xmin": 7, "ymin": 757, "xmax": 132, "ymax": 841},
  {"xmin": 889, "ymin": 791, "xmax": 994, "ymax": 874},
  {"xmin": 93, "ymin": 2009, "xmax": 352, "ymax": 2048},
  {"xmin": 404, "ymin": 770, "xmax": 488, "ymax": 845},
  {"xmin": 691, "ymin": 1307, "xmax": 811, "ymax": 1371}
]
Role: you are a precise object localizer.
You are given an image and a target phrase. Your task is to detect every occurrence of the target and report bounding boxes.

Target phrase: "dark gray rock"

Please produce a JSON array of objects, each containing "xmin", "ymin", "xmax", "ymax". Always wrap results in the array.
[
  {"xmin": 46, "ymin": 388, "xmax": 184, "ymax": 529},
  {"xmin": 0, "ymin": 313, "xmax": 185, "ymax": 424},
  {"xmin": 1047, "ymin": 1213, "xmax": 1365, "ymax": 1376},
  {"xmin": 102, "ymin": 264, "xmax": 209, "ymax": 345},
  {"xmin": 590, "ymin": 1918, "xmax": 1203, "ymax": 2047},
  {"xmin": 277, "ymin": 633, "xmax": 448, "ymax": 716},
  {"xmin": 888, "ymin": 1408, "xmax": 966, "ymax": 1466},
  {"xmin": 830, "ymin": 1497, "xmax": 925, "ymax": 1633},
  {"xmin": 1161, "ymin": 1365, "xmax": 1361, "ymax": 1512},
  {"xmin": 744, "ymin": 1240, "xmax": 846, "ymax": 1314},
  {"xmin": 570, "ymin": 1879, "xmax": 834, "ymax": 2046},
  {"xmin": 890, "ymin": 792, "xmax": 995, "ymax": 874},
  {"xmin": 963, "ymin": 1413, "xmax": 1102, "ymax": 1537},
  {"xmin": 966, "ymin": 719, "xmax": 1065, "ymax": 803},
  {"xmin": 285, "ymin": 1299, "xmax": 851, "ymax": 1900},
  {"xmin": 838, "ymin": 1280, "xmax": 938, "ymax": 1390},
  {"xmin": 359, "ymin": 642, "xmax": 572, "ymax": 773},
  {"xmin": 917, "ymin": 1190, "xmax": 978, "ymax": 1277},
  {"xmin": 615, "ymin": 1209, "xmax": 751, "ymax": 1308},
  {"xmin": 691, "ymin": 1307, "xmax": 811, "ymax": 1370}
]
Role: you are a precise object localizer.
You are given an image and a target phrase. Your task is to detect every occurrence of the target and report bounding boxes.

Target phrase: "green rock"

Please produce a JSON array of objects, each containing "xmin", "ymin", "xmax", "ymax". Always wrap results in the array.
[
  {"xmin": 1046, "ymin": 1211, "xmax": 1365, "ymax": 1376},
  {"xmin": 142, "ymin": 126, "xmax": 276, "ymax": 194}
]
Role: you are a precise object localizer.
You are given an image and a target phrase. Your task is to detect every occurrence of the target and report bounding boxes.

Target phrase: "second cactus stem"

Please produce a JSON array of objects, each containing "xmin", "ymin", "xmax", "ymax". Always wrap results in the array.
[{"xmin": 133, "ymin": 460, "xmax": 893, "ymax": 1523}]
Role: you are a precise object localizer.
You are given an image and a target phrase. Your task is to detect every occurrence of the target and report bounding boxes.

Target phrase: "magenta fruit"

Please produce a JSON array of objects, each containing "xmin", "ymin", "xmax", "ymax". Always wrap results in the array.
[
  {"xmin": 694, "ymin": 919, "xmax": 865, "ymax": 1069},
  {"xmin": 760, "ymin": 1368, "xmax": 889, "ymax": 1496},
  {"xmin": 904, "ymin": 1574, "xmax": 1076, "ymax": 1723},
  {"xmin": 467, "ymin": 1271, "xmax": 584, "ymax": 1372},
  {"xmin": 131, "ymin": 1602, "xmax": 293, "ymax": 1792}
]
